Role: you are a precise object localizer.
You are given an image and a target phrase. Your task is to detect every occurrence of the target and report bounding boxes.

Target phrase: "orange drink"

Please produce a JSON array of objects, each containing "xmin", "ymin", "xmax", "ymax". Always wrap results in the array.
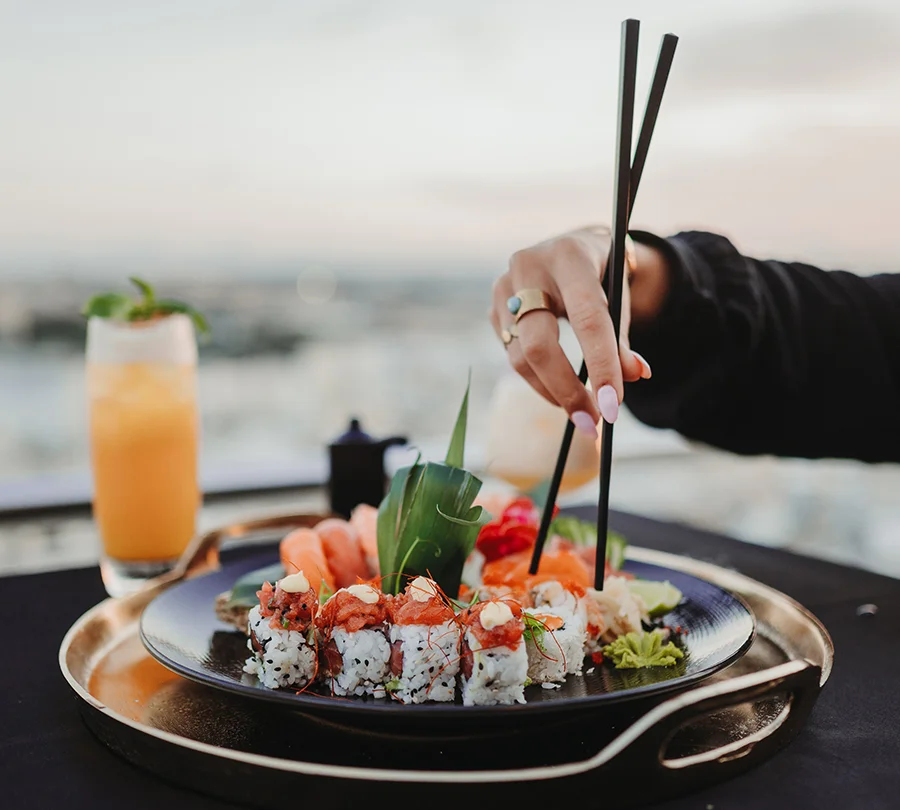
[
  {"xmin": 87, "ymin": 315, "xmax": 199, "ymax": 595},
  {"xmin": 484, "ymin": 373, "xmax": 600, "ymax": 495}
]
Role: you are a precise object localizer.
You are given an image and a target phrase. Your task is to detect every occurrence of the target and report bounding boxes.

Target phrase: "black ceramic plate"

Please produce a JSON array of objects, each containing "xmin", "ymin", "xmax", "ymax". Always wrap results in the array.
[{"xmin": 141, "ymin": 544, "xmax": 755, "ymax": 723}]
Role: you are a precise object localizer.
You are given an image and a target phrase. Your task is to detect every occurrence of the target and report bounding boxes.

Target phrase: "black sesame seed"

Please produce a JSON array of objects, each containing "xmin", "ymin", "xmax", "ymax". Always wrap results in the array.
[
  {"xmin": 364, "ymin": 659, "xmax": 369, "ymax": 666},
  {"xmin": 429, "ymin": 666, "xmax": 434, "ymax": 673},
  {"xmin": 274, "ymin": 667, "xmax": 282, "ymax": 672},
  {"xmin": 301, "ymin": 603, "xmax": 307, "ymax": 610},
  {"xmin": 478, "ymin": 662, "xmax": 484, "ymax": 671},
  {"xmin": 355, "ymin": 658, "xmax": 360, "ymax": 665},
  {"xmin": 266, "ymin": 659, "xmax": 273, "ymax": 664},
  {"xmin": 442, "ymin": 682, "xmax": 448, "ymax": 688}
]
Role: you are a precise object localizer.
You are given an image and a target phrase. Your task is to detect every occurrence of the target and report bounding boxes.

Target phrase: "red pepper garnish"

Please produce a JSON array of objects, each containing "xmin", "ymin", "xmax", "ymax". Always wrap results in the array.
[
  {"xmin": 591, "ymin": 651, "xmax": 604, "ymax": 665},
  {"xmin": 476, "ymin": 519, "xmax": 537, "ymax": 562},
  {"xmin": 475, "ymin": 497, "xmax": 558, "ymax": 562}
]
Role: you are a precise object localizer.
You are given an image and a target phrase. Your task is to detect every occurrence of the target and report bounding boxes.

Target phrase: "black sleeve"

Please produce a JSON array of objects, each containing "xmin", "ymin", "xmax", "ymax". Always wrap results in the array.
[{"xmin": 624, "ymin": 230, "xmax": 900, "ymax": 463}]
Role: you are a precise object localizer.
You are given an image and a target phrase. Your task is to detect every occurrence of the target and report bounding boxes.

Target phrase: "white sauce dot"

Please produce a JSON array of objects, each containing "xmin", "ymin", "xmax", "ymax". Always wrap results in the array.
[
  {"xmin": 409, "ymin": 576, "xmax": 438, "ymax": 602},
  {"xmin": 279, "ymin": 571, "xmax": 310, "ymax": 593},
  {"xmin": 480, "ymin": 601, "xmax": 514, "ymax": 630},
  {"xmin": 346, "ymin": 584, "xmax": 380, "ymax": 604}
]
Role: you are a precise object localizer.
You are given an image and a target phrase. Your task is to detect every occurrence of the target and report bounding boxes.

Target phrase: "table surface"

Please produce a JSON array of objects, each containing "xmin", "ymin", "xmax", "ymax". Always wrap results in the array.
[{"xmin": 5, "ymin": 508, "xmax": 900, "ymax": 810}]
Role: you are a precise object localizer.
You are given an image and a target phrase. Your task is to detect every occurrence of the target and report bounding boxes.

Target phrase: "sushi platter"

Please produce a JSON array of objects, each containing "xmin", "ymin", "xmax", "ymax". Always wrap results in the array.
[{"xmin": 60, "ymin": 511, "xmax": 833, "ymax": 808}]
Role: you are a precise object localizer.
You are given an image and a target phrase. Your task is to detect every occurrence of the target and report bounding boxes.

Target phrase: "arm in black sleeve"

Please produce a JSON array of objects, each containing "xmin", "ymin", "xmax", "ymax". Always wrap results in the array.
[{"xmin": 624, "ymin": 230, "xmax": 900, "ymax": 463}]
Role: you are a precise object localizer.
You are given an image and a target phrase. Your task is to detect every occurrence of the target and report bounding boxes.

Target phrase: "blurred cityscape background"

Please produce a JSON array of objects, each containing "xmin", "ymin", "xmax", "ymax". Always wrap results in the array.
[{"xmin": 3, "ymin": 1, "xmax": 900, "ymax": 577}]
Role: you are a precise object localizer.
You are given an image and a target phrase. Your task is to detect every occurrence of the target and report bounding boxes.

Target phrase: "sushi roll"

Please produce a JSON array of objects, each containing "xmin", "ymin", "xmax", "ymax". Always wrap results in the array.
[
  {"xmin": 523, "ymin": 608, "xmax": 585, "ymax": 683},
  {"xmin": 243, "ymin": 571, "xmax": 319, "ymax": 690},
  {"xmin": 460, "ymin": 599, "xmax": 528, "ymax": 706},
  {"xmin": 530, "ymin": 579, "xmax": 586, "ymax": 624},
  {"xmin": 316, "ymin": 583, "xmax": 391, "ymax": 697},
  {"xmin": 472, "ymin": 583, "xmax": 533, "ymax": 607},
  {"xmin": 386, "ymin": 576, "xmax": 460, "ymax": 704}
]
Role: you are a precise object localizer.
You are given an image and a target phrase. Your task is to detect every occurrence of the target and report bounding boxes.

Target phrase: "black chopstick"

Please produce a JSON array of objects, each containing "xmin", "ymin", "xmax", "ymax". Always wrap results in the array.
[
  {"xmin": 528, "ymin": 28, "xmax": 678, "ymax": 585},
  {"xmin": 595, "ymin": 19, "xmax": 639, "ymax": 590}
]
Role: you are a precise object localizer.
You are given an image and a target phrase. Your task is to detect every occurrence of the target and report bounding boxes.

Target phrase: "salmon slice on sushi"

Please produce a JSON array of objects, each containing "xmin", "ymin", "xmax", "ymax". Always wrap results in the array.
[
  {"xmin": 386, "ymin": 576, "xmax": 460, "ymax": 704},
  {"xmin": 459, "ymin": 599, "xmax": 528, "ymax": 706},
  {"xmin": 316, "ymin": 583, "xmax": 391, "ymax": 697},
  {"xmin": 243, "ymin": 571, "xmax": 319, "ymax": 690}
]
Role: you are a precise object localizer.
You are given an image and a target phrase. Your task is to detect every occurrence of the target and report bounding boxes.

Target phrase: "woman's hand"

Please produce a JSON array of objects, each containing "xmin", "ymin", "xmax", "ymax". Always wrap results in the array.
[{"xmin": 490, "ymin": 226, "xmax": 654, "ymax": 437}]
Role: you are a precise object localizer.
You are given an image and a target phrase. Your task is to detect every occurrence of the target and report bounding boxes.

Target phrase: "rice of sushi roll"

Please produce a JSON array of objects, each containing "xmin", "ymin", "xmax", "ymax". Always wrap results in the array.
[
  {"xmin": 386, "ymin": 576, "xmax": 460, "ymax": 704},
  {"xmin": 523, "ymin": 608, "xmax": 585, "ymax": 683},
  {"xmin": 316, "ymin": 583, "xmax": 391, "ymax": 697},
  {"xmin": 460, "ymin": 599, "xmax": 528, "ymax": 706},
  {"xmin": 243, "ymin": 571, "xmax": 319, "ymax": 690}
]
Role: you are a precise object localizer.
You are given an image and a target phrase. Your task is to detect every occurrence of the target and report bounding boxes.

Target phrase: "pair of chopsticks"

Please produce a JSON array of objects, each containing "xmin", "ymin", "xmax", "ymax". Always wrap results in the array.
[{"xmin": 528, "ymin": 20, "xmax": 678, "ymax": 590}]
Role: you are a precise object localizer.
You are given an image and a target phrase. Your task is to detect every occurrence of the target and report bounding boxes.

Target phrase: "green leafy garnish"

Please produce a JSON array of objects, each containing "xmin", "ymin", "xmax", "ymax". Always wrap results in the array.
[
  {"xmin": 384, "ymin": 678, "xmax": 402, "ymax": 692},
  {"xmin": 83, "ymin": 292, "xmax": 133, "ymax": 319},
  {"xmin": 224, "ymin": 562, "xmax": 286, "ymax": 608},
  {"xmin": 450, "ymin": 588, "xmax": 481, "ymax": 612},
  {"xmin": 444, "ymin": 371, "xmax": 470, "ymax": 468},
  {"xmin": 318, "ymin": 581, "xmax": 334, "ymax": 603},
  {"xmin": 377, "ymin": 380, "xmax": 491, "ymax": 596},
  {"xmin": 523, "ymin": 613, "xmax": 547, "ymax": 651},
  {"xmin": 603, "ymin": 630, "xmax": 684, "ymax": 669},
  {"xmin": 524, "ymin": 676, "xmax": 533, "ymax": 687},
  {"xmin": 82, "ymin": 276, "xmax": 210, "ymax": 336},
  {"xmin": 281, "ymin": 616, "xmax": 290, "ymax": 629},
  {"xmin": 393, "ymin": 536, "xmax": 441, "ymax": 594},
  {"xmin": 548, "ymin": 516, "xmax": 628, "ymax": 570},
  {"xmin": 129, "ymin": 276, "xmax": 155, "ymax": 302}
]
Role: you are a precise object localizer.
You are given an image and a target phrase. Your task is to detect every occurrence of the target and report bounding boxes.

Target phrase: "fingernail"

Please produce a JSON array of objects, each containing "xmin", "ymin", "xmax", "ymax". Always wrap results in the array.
[
  {"xmin": 570, "ymin": 410, "xmax": 598, "ymax": 438},
  {"xmin": 597, "ymin": 385, "xmax": 619, "ymax": 423},
  {"xmin": 632, "ymin": 351, "xmax": 652, "ymax": 379}
]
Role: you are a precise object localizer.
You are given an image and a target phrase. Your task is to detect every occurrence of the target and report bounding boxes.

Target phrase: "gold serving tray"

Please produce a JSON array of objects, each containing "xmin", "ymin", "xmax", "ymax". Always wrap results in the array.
[{"xmin": 59, "ymin": 513, "xmax": 833, "ymax": 808}]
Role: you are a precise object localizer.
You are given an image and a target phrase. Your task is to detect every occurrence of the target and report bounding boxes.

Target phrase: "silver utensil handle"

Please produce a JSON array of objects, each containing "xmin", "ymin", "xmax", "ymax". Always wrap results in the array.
[{"xmin": 150, "ymin": 511, "xmax": 329, "ymax": 588}]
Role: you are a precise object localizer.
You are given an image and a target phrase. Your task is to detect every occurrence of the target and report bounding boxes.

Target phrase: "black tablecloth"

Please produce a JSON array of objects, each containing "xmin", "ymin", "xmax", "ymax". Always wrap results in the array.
[{"xmin": 4, "ymin": 509, "xmax": 900, "ymax": 809}]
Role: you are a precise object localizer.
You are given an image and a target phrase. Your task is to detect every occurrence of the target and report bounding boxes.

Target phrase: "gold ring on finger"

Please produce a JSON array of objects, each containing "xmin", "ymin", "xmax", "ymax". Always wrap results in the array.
[{"xmin": 507, "ymin": 289, "xmax": 554, "ymax": 324}]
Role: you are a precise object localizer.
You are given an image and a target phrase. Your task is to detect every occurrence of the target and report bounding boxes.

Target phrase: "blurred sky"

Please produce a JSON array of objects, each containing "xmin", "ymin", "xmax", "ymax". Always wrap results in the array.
[{"xmin": 2, "ymin": 0, "xmax": 900, "ymax": 278}]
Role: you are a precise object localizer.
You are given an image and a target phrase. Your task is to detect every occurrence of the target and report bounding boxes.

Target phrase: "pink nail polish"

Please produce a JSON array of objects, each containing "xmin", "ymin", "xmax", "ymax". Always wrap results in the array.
[
  {"xmin": 597, "ymin": 385, "xmax": 619, "ymax": 423},
  {"xmin": 632, "ymin": 351, "xmax": 652, "ymax": 379},
  {"xmin": 570, "ymin": 410, "xmax": 598, "ymax": 438}
]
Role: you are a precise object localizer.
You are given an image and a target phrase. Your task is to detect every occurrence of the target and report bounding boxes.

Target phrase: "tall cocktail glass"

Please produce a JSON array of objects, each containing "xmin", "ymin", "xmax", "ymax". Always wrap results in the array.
[{"xmin": 86, "ymin": 314, "xmax": 199, "ymax": 596}]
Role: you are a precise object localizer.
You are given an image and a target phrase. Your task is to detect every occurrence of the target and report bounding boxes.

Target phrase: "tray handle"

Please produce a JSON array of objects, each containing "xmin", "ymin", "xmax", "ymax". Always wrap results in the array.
[
  {"xmin": 451, "ymin": 659, "xmax": 822, "ymax": 786},
  {"xmin": 594, "ymin": 657, "xmax": 822, "ymax": 790}
]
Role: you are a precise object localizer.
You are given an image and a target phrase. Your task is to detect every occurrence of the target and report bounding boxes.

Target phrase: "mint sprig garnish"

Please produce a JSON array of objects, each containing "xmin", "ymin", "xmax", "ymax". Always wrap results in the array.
[{"xmin": 82, "ymin": 277, "xmax": 210, "ymax": 336}]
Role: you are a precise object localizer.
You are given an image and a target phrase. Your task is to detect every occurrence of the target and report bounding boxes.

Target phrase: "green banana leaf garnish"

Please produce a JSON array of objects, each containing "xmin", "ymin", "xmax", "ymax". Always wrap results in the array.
[
  {"xmin": 444, "ymin": 371, "xmax": 470, "ymax": 468},
  {"xmin": 377, "ymin": 380, "xmax": 490, "ymax": 596},
  {"xmin": 548, "ymin": 516, "xmax": 628, "ymax": 570},
  {"xmin": 224, "ymin": 562, "xmax": 286, "ymax": 608},
  {"xmin": 224, "ymin": 561, "xmax": 334, "ymax": 608},
  {"xmin": 82, "ymin": 276, "xmax": 210, "ymax": 335},
  {"xmin": 603, "ymin": 629, "xmax": 684, "ymax": 669}
]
